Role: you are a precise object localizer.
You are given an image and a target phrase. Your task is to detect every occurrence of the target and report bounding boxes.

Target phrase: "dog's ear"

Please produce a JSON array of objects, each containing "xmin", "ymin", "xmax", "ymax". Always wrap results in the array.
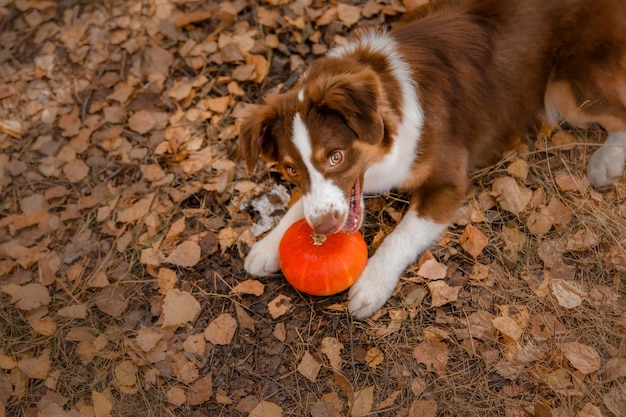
[
  {"xmin": 239, "ymin": 103, "xmax": 279, "ymax": 171},
  {"xmin": 311, "ymin": 69, "xmax": 385, "ymax": 144}
]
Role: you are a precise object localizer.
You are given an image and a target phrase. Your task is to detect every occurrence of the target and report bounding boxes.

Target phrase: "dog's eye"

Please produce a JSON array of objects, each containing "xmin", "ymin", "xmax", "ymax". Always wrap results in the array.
[
  {"xmin": 329, "ymin": 151, "xmax": 344, "ymax": 166},
  {"xmin": 285, "ymin": 166, "xmax": 298, "ymax": 178}
]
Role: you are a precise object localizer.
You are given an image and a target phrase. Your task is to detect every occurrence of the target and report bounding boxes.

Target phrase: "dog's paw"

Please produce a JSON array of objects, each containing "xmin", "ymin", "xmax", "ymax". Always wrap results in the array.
[
  {"xmin": 348, "ymin": 260, "xmax": 400, "ymax": 319},
  {"xmin": 587, "ymin": 133, "xmax": 626, "ymax": 189},
  {"xmin": 244, "ymin": 234, "xmax": 281, "ymax": 276}
]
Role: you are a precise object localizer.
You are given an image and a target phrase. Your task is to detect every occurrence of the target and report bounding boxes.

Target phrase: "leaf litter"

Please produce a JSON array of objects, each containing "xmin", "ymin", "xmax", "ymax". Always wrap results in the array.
[{"xmin": 0, "ymin": 1, "xmax": 624, "ymax": 416}]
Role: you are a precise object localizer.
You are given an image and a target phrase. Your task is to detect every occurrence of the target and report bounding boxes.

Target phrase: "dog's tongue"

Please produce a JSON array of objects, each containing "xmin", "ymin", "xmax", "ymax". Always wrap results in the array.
[{"xmin": 342, "ymin": 179, "xmax": 362, "ymax": 233}]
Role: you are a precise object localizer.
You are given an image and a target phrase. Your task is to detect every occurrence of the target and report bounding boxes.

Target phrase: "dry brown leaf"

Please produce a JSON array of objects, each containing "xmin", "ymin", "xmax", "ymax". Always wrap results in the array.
[
  {"xmin": 459, "ymin": 224, "xmax": 488, "ymax": 258},
  {"xmin": 92, "ymin": 390, "xmax": 113, "ymax": 417},
  {"xmin": 603, "ymin": 385, "xmax": 626, "ymax": 417},
  {"xmin": 413, "ymin": 339, "xmax": 448, "ymax": 375},
  {"xmin": 417, "ymin": 258, "xmax": 447, "ymax": 280},
  {"xmin": 427, "ymin": 281, "xmax": 460, "ymax": 307},
  {"xmin": 231, "ymin": 279, "xmax": 265, "ymax": 296},
  {"xmin": 128, "ymin": 110, "xmax": 157, "ymax": 134},
  {"xmin": 506, "ymin": 158, "xmax": 529, "ymax": 181},
  {"xmin": 297, "ymin": 351, "xmax": 321, "ymax": 383},
  {"xmin": 0, "ymin": 354, "xmax": 17, "ymax": 370},
  {"xmin": 337, "ymin": 3, "xmax": 361, "ymax": 27},
  {"xmin": 530, "ymin": 313, "xmax": 568, "ymax": 341},
  {"xmin": 492, "ymin": 316, "xmax": 523, "ymax": 341},
  {"xmin": 18, "ymin": 349, "xmax": 51, "ymax": 380},
  {"xmin": 250, "ymin": 401, "xmax": 283, "ymax": 417},
  {"xmin": 267, "ymin": 294, "xmax": 292, "ymax": 319},
  {"xmin": 187, "ymin": 374, "xmax": 213, "ymax": 406},
  {"xmin": 183, "ymin": 333, "xmax": 206, "ymax": 356},
  {"xmin": 166, "ymin": 386, "xmax": 186, "ymax": 406},
  {"xmin": 164, "ymin": 240, "xmax": 201, "ymax": 268},
  {"xmin": 321, "ymin": 337, "xmax": 343, "ymax": 371},
  {"xmin": 95, "ymin": 286, "xmax": 128, "ymax": 318},
  {"xmin": 491, "ymin": 176, "xmax": 532, "ymax": 214},
  {"xmin": 56, "ymin": 304, "xmax": 88, "ymax": 319},
  {"xmin": 409, "ymin": 399, "xmax": 437, "ymax": 417},
  {"xmin": 63, "ymin": 159, "xmax": 90, "ymax": 183},
  {"xmin": 527, "ymin": 211, "xmax": 554, "ymax": 235},
  {"xmin": 603, "ymin": 357, "xmax": 626, "ymax": 382},
  {"xmin": 350, "ymin": 386, "xmax": 374, "ymax": 417},
  {"xmin": 563, "ymin": 229, "xmax": 599, "ymax": 252},
  {"xmin": 11, "ymin": 283, "xmax": 50, "ymax": 311},
  {"xmin": 234, "ymin": 303, "xmax": 255, "ymax": 332},
  {"xmin": 116, "ymin": 193, "xmax": 155, "ymax": 223},
  {"xmin": 562, "ymin": 342, "xmax": 601, "ymax": 374},
  {"xmin": 114, "ymin": 360, "xmax": 137, "ymax": 387},
  {"xmin": 135, "ymin": 326, "xmax": 164, "ymax": 352},
  {"xmin": 157, "ymin": 267, "xmax": 177, "ymax": 294},
  {"xmin": 204, "ymin": 313, "xmax": 238, "ymax": 345},
  {"xmin": 551, "ymin": 279, "xmax": 585, "ymax": 309},
  {"xmin": 379, "ymin": 390, "xmax": 401, "ymax": 410},
  {"xmin": 161, "ymin": 289, "xmax": 201, "ymax": 328},
  {"xmin": 365, "ymin": 347, "xmax": 384, "ymax": 369}
]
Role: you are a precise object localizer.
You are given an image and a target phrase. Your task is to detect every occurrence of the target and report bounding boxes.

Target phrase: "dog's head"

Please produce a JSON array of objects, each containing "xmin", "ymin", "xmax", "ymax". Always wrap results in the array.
[{"xmin": 240, "ymin": 58, "xmax": 389, "ymax": 235}]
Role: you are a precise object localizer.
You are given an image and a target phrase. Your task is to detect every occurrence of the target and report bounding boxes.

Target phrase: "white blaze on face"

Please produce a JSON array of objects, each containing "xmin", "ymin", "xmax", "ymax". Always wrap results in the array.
[{"xmin": 292, "ymin": 113, "xmax": 347, "ymax": 230}]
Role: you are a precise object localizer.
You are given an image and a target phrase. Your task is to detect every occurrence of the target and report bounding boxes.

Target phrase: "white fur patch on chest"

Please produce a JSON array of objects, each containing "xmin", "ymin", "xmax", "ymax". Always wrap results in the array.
[{"xmin": 331, "ymin": 32, "xmax": 424, "ymax": 194}]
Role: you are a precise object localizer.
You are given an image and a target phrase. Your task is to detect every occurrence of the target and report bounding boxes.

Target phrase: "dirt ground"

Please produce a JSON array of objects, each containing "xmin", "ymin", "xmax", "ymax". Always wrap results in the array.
[{"xmin": 0, "ymin": 1, "xmax": 625, "ymax": 416}]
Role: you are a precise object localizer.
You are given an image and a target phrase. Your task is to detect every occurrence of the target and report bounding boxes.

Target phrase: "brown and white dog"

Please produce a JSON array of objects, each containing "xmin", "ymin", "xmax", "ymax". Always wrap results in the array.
[{"xmin": 239, "ymin": 0, "xmax": 626, "ymax": 318}]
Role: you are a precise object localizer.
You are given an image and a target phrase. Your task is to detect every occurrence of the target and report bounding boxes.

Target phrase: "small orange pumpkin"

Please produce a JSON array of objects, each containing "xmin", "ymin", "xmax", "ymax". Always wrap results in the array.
[{"xmin": 278, "ymin": 219, "xmax": 368, "ymax": 296}]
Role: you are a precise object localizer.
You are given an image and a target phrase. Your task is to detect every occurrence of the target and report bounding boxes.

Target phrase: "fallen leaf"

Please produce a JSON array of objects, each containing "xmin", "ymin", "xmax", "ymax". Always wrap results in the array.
[
  {"xmin": 365, "ymin": 347, "xmax": 384, "ymax": 369},
  {"xmin": 459, "ymin": 224, "xmax": 488, "ymax": 258},
  {"xmin": 166, "ymin": 386, "xmax": 186, "ymax": 406},
  {"xmin": 10, "ymin": 283, "xmax": 50, "ymax": 311},
  {"xmin": 427, "ymin": 281, "xmax": 460, "ymax": 307},
  {"xmin": 56, "ymin": 304, "xmax": 88, "ymax": 319},
  {"xmin": 530, "ymin": 313, "xmax": 568, "ymax": 341},
  {"xmin": 268, "ymin": 294, "xmax": 292, "ymax": 319},
  {"xmin": 63, "ymin": 159, "xmax": 90, "ymax": 183},
  {"xmin": 413, "ymin": 339, "xmax": 448, "ymax": 375},
  {"xmin": 321, "ymin": 337, "xmax": 343, "ymax": 371},
  {"xmin": 157, "ymin": 267, "xmax": 177, "ymax": 294},
  {"xmin": 350, "ymin": 386, "xmax": 374, "ymax": 417},
  {"xmin": 164, "ymin": 240, "xmax": 201, "ymax": 267},
  {"xmin": 95, "ymin": 286, "xmax": 128, "ymax": 318},
  {"xmin": 603, "ymin": 357, "xmax": 626, "ymax": 382},
  {"xmin": 114, "ymin": 360, "xmax": 137, "ymax": 387},
  {"xmin": 250, "ymin": 401, "xmax": 283, "ymax": 417},
  {"xmin": 417, "ymin": 258, "xmax": 447, "ymax": 280},
  {"xmin": 493, "ymin": 316, "xmax": 523, "ymax": 341},
  {"xmin": 551, "ymin": 279, "xmax": 585, "ymax": 309},
  {"xmin": 562, "ymin": 342, "xmax": 601, "ymax": 374},
  {"xmin": 18, "ymin": 349, "xmax": 51, "ymax": 379},
  {"xmin": 187, "ymin": 374, "xmax": 213, "ymax": 405},
  {"xmin": 297, "ymin": 351, "xmax": 321, "ymax": 382},
  {"xmin": 231, "ymin": 279, "xmax": 265, "ymax": 296},
  {"xmin": 161, "ymin": 289, "xmax": 201, "ymax": 328},
  {"xmin": 491, "ymin": 176, "xmax": 532, "ymax": 214},
  {"xmin": 337, "ymin": 3, "xmax": 361, "ymax": 27},
  {"xmin": 204, "ymin": 313, "xmax": 237, "ymax": 345},
  {"xmin": 92, "ymin": 390, "xmax": 113, "ymax": 417},
  {"xmin": 527, "ymin": 211, "xmax": 554, "ymax": 235},
  {"xmin": 409, "ymin": 399, "xmax": 437, "ymax": 417}
]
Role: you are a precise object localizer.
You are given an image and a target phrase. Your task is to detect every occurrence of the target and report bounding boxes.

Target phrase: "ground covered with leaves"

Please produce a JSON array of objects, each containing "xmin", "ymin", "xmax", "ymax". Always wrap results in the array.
[{"xmin": 1, "ymin": 0, "xmax": 625, "ymax": 416}]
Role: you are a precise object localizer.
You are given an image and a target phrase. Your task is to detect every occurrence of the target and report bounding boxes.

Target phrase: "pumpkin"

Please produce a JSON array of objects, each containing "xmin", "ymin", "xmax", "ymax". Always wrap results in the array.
[{"xmin": 278, "ymin": 219, "xmax": 368, "ymax": 296}]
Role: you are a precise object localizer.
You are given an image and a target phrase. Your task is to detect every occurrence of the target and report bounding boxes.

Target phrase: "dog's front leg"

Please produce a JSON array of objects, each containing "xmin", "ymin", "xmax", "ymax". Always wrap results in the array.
[
  {"xmin": 244, "ymin": 199, "xmax": 304, "ymax": 276},
  {"xmin": 348, "ymin": 210, "xmax": 447, "ymax": 319}
]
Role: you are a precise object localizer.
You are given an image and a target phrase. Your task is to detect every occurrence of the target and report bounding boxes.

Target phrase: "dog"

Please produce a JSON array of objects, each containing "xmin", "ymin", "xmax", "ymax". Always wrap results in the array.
[{"xmin": 239, "ymin": 0, "xmax": 626, "ymax": 318}]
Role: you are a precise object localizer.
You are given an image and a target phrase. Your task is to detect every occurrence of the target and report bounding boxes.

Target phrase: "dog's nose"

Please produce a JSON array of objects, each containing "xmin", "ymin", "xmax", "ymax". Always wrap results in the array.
[{"xmin": 312, "ymin": 213, "xmax": 340, "ymax": 235}]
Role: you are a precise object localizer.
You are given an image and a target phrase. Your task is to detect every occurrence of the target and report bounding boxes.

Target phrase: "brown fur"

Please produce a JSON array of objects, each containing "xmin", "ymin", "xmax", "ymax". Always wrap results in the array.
[{"xmin": 240, "ymin": 0, "xmax": 626, "ymax": 225}]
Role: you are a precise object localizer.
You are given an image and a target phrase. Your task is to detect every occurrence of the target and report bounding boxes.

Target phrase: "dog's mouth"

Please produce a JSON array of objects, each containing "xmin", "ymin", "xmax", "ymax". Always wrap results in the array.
[{"xmin": 342, "ymin": 178, "xmax": 363, "ymax": 233}]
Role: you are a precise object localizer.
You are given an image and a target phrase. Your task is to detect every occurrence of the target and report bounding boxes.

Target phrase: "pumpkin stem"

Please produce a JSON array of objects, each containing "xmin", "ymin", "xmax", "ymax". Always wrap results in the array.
[{"xmin": 311, "ymin": 233, "xmax": 327, "ymax": 246}]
